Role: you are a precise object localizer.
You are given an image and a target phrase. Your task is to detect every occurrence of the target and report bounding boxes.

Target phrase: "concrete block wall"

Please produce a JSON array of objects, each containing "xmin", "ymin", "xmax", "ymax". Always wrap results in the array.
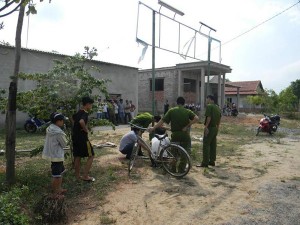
[
  {"xmin": 138, "ymin": 69, "xmax": 178, "ymax": 114},
  {"xmin": 0, "ymin": 45, "xmax": 138, "ymax": 128}
]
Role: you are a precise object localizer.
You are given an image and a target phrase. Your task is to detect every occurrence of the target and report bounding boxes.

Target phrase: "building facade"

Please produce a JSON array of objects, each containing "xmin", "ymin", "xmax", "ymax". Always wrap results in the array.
[
  {"xmin": 0, "ymin": 44, "xmax": 138, "ymax": 127},
  {"xmin": 138, "ymin": 61, "xmax": 232, "ymax": 114},
  {"xmin": 225, "ymin": 80, "xmax": 265, "ymax": 112}
]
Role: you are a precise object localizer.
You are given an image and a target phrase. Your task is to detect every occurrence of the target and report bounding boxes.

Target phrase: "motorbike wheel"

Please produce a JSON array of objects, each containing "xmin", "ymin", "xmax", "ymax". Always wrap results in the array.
[
  {"xmin": 272, "ymin": 125, "xmax": 278, "ymax": 132},
  {"xmin": 256, "ymin": 127, "xmax": 261, "ymax": 136},
  {"xmin": 24, "ymin": 123, "xmax": 37, "ymax": 133}
]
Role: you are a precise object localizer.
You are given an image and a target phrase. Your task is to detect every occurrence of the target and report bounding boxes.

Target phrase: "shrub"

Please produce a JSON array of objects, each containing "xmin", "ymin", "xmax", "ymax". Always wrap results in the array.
[{"xmin": 0, "ymin": 186, "xmax": 30, "ymax": 225}]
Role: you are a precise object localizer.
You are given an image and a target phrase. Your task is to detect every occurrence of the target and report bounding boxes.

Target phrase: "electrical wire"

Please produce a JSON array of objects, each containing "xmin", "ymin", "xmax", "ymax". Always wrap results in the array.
[{"xmin": 222, "ymin": 0, "xmax": 300, "ymax": 47}]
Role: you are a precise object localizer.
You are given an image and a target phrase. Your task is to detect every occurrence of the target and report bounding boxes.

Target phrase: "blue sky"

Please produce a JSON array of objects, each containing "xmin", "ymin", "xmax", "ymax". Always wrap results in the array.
[{"xmin": 1, "ymin": 0, "xmax": 300, "ymax": 93}]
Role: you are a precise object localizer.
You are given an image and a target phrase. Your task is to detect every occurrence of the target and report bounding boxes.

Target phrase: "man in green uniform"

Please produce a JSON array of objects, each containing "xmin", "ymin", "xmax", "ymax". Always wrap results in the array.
[
  {"xmin": 197, "ymin": 95, "xmax": 221, "ymax": 167},
  {"xmin": 149, "ymin": 97, "xmax": 199, "ymax": 153}
]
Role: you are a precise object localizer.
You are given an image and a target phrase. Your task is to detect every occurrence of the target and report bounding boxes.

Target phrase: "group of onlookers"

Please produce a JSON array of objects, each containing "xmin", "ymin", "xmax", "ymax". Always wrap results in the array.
[
  {"xmin": 222, "ymin": 102, "xmax": 237, "ymax": 116},
  {"xmin": 42, "ymin": 95, "xmax": 222, "ymax": 199},
  {"xmin": 164, "ymin": 100, "xmax": 201, "ymax": 115},
  {"xmin": 96, "ymin": 98, "xmax": 136, "ymax": 125}
]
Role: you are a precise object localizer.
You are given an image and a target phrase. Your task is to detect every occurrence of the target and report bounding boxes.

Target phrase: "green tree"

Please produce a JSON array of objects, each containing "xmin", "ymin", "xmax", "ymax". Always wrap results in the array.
[
  {"xmin": 3, "ymin": 0, "xmax": 51, "ymax": 185},
  {"xmin": 261, "ymin": 89, "xmax": 279, "ymax": 113},
  {"xmin": 290, "ymin": 79, "xmax": 300, "ymax": 111},
  {"xmin": 17, "ymin": 51, "xmax": 109, "ymax": 160},
  {"xmin": 278, "ymin": 86, "xmax": 297, "ymax": 112},
  {"xmin": 246, "ymin": 89, "xmax": 279, "ymax": 113},
  {"xmin": 0, "ymin": 88, "xmax": 6, "ymax": 113},
  {"xmin": 5, "ymin": 2, "xmax": 25, "ymax": 186},
  {"xmin": 246, "ymin": 95, "xmax": 263, "ymax": 106},
  {"xmin": 0, "ymin": 0, "xmax": 26, "ymax": 19},
  {"xmin": 17, "ymin": 52, "xmax": 109, "ymax": 119}
]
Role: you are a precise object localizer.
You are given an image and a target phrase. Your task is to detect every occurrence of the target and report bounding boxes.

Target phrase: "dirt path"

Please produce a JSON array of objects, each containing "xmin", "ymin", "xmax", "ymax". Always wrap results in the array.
[{"xmin": 68, "ymin": 117, "xmax": 300, "ymax": 225}]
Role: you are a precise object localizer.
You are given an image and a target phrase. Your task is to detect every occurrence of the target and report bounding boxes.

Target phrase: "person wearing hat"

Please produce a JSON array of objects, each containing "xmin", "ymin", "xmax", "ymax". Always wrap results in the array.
[
  {"xmin": 42, "ymin": 112, "xmax": 67, "ymax": 197},
  {"xmin": 72, "ymin": 96, "xmax": 95, "ymax": 182}
]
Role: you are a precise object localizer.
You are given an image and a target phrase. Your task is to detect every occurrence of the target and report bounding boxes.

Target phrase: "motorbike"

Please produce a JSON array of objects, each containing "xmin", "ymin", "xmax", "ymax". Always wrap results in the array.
[
  {"xmin": 231, "ymin": 108, "xmax": 238, "ymax": 117},
  {"xmin": 256, "ymin": 114, "xmax": 280, "ymax": 136},
  {"xmin": 24, "ymin": 115, "xmax": 51, "ymax": 133}
]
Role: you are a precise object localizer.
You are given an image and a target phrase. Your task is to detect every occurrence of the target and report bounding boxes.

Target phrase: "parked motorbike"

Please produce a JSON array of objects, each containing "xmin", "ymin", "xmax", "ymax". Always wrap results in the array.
[
  {"xmin": 24, "ymin": 115, "xmax": 51, "ymax": 133},
  {"xmin": 256, "ymin": 114, "xmax": 280, "ymax": 136},
  {"xmin": 231, "ymin": 108, "xmax": 238, "ymax": 117}
]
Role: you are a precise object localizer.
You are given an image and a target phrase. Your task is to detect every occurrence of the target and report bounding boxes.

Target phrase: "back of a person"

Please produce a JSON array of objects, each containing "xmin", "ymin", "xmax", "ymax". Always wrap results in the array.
[
  {"xmin": 119, "ymin": 131, "xmax": 136, "ymax": 151},
  {"xmin": 163, "ymin": 105, "xmax": 195, "ymax": 152},
  {"xmin": 72, "ymin": 110, "xmax": 87, "ymax": 136},
  {"xmin": 72, "ymin": 111, "xmax": 80, "ymax": 133},
  {"xmin": 166, "ymin": 106, "xmax": 192, "ymax": 132}
]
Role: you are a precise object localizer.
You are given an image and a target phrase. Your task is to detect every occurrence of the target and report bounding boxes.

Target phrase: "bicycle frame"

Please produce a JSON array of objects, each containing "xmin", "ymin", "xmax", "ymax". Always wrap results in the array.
[
  {"xmin": 137, "ymin": 133, "xmax": 169, "ymax": 160},
  {"xmin": 128, "ymin": 123, "xmax": 191, "ymax": 177}
]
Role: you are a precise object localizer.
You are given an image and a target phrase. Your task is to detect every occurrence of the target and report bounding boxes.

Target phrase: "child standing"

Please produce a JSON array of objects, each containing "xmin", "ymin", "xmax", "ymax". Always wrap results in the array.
[{"xmin": 42, "ymin": 112, "xmax": 67, "ymax": 196}]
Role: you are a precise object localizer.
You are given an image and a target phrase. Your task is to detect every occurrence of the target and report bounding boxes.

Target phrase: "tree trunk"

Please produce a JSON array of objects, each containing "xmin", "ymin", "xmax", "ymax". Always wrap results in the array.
[{"xmin": 5, "ymin": 4, "xmax": 25, "ymax": 185}]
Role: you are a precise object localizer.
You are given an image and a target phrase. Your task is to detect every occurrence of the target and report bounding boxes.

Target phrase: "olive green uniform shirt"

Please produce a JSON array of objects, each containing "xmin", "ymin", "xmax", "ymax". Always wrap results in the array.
[
  {"xmin": 162, "ymin": 105, "xmax": 196, "ymax": 152},
  {"xmin": 204, "ymin": 104, "xmax": 221, "ymax": 127}
]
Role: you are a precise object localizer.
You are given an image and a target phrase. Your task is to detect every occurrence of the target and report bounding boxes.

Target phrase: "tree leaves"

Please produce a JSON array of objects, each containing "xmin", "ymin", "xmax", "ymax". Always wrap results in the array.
[{"xmin": 17, "ymin": 50, "xmax": 109, "ymax": 119}]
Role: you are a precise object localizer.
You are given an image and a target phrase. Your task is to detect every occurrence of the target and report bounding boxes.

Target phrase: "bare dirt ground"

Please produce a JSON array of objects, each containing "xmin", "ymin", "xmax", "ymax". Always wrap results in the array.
[{"xmin": 67, "ymin": 114, "xmax": 300, "ymax": 225}]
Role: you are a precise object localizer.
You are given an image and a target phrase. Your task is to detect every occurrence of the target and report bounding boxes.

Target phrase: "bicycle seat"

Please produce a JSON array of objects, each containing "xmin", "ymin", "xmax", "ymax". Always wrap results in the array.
[{"xmin": 154, "ymin": 133, "xmax": 168, "ymax": 140}]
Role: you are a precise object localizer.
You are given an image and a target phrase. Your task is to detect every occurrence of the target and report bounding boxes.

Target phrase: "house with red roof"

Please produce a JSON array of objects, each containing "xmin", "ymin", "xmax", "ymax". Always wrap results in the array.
[{"xmin": 225, "ymin": 80, "xmax": 265, "ymax": 112}]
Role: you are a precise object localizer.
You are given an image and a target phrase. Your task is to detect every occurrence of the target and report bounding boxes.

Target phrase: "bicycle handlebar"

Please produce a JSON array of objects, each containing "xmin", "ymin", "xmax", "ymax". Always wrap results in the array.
[{"xmin": 128, "ymin": 122, "xmax": 148, "ymax": 131}]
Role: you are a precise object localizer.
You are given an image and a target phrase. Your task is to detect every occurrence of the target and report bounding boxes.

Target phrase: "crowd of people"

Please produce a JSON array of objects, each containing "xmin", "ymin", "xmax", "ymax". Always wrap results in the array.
[
  {"xmin": 42, "ymin": 95, "xmax": 222, "ymax": 198},
  {"xmin": 96, "ymin": 98, "xmax": 136, "ymax": 125},
  {"xmin": 222, "ymin": 102, "xmax": 238, "ymax": 116}
]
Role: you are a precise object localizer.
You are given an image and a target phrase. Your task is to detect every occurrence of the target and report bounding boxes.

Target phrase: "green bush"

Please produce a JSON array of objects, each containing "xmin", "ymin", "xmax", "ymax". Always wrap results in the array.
[{"xmin": 0, "ymin": 186, "xmax": 30, "ymax": 225}]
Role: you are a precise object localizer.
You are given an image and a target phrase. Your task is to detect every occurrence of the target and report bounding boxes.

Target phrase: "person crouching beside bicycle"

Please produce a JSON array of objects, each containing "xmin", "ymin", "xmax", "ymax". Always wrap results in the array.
[{"xmin": 119, "ymin": 127, "xmax": 144, "ymax": 159}]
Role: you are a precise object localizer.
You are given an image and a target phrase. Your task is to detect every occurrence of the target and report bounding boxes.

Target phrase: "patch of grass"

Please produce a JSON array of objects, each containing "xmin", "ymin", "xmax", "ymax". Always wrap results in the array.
[
  {"xmin": 217, "ymin": 140, "xmax": 238, "ymax": 157},
  {"xmin": 190, "ymin": 143, "xmax": 201, "ymax": 162},
  {"xmin": 281, "ymin": 116, "xmax": 300, "ymax": 126},
  {"xmin": 100, "ymin": 213, "xmax": 116, "ymax": 224},
  {"xmin": 254, "ymin": 150, "xmax": 263, "ymax": 157},
  {"xmin": 253, "ymin": 167, "xmax": 267, "ymax": 176},
  {"xmin": 0, "ymin": 129, "xmax": 45, "ymax": 152},
  {"xmin": 1, "ymin": 155, "xmax": 126, "ymax": 224},
  {"xmin": 290, "ymin": 176, "xmax": 300, "ymax": 181},
  {"xmin": 274, "ymin": 132, "xmax": 286, "ymax": 138}
]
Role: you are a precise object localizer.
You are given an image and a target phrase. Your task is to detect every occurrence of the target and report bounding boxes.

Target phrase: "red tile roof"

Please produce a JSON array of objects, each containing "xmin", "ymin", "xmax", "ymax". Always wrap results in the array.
[{"xmin": 225, "ymin": 80, "xmax": 264, "ymax": 95}]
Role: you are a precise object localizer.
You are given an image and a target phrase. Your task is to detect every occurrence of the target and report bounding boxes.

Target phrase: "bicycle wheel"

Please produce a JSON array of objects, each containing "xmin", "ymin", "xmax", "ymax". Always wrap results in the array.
[
  {"xmin": 128, "ymin": 142, "xmax": 139, "ymax": 176},
  {"xmin": 159, "ymin": 144, "xmax": 191, "ymax": 178}
]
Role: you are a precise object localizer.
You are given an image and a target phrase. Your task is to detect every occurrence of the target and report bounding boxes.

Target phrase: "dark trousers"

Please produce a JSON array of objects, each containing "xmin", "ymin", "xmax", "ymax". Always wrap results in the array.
[
  {"xmin": 125, "ymin": 113, "xmax": 131, "ymax": 124},
  {"xmin": 202, "ymin": 127, "xmax": 218, "ymax": 165}
]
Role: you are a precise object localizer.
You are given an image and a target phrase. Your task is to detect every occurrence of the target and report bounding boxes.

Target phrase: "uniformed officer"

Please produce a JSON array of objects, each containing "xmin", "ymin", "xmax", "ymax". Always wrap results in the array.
[
  {"xmin": 197, "ymin": 95, "xmax": 221, "ymax": 167},
  {"xmin": 149, "ymin": 96, "xmax": 199, "ymax": 153}
]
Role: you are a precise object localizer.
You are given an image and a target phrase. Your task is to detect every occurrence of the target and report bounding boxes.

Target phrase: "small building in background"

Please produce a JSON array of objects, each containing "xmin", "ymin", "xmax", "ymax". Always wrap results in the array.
[
  {"xmin": 138, "ymin": 61, "xmax": 232, "ymax": 115},
  {"xmin": 225, "ymin": 80, "xmax": 265, "ymax": 112}
]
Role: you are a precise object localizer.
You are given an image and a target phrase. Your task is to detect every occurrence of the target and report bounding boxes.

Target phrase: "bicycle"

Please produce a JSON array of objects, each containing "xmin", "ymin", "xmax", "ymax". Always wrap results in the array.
[{"xmin": 128, "ymin": 123, "xmax": 191, "ymax": 178}]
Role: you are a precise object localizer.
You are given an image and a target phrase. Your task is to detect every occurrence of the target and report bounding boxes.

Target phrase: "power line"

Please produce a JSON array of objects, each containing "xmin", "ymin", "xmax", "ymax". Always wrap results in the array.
[{"xmin": 222, "ymin": 0, "xmax": 300, "ymax": 46}]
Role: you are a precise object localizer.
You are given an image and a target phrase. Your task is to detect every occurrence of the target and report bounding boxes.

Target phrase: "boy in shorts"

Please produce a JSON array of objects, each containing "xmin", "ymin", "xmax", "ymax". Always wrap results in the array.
[
  {"xmin": 42, "ymin": 112, "xmax": 67, "ymax": 196},
  {"xmin": 72, "ymin": 96, "xmax": 95, "ymax": 182}
]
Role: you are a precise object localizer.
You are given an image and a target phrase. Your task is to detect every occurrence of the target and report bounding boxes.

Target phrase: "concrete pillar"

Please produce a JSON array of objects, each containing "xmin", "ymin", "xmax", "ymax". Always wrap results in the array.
[
  {"xmin": 237, "ymin": 87, "xmax": 240, "ymax": 111},
  {"xmin": 221, "ymin": 73, "xmax": 226, "ymax": 107},
  {"xmin": 200, "ymin": 68, "xmax": 205, "ymax": 111},
  {"xmin": 196, "ymin": 72, "xmax": 200, "ymax": 103},
  {"xmin": 222, "ymin": 73, "xmax": 226, "ymax": 108},
  {"xmin": 178, "ymin": 70, "xmax": 182, "ymax": 96},
  {"xmin": 218, "ymin": 73, "xmax": 221, "ymax": 106}
]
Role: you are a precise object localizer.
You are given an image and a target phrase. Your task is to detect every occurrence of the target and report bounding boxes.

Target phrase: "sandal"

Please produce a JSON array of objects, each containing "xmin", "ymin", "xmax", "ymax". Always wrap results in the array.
[{"xmin": 82, "ymin": 177, "xmax": 95, "ymax": 182}]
